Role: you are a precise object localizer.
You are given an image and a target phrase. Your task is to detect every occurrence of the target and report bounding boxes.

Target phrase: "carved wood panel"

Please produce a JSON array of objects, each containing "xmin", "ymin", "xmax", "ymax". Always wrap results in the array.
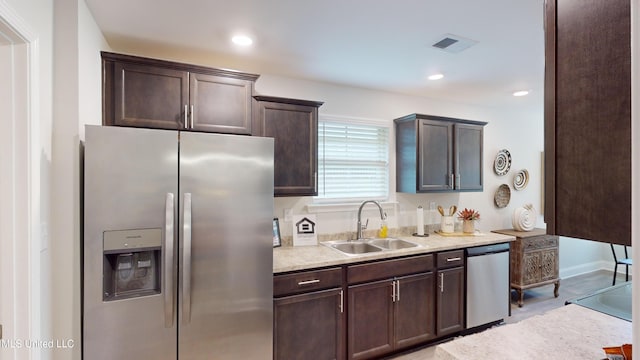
[
  {"xmin": 522, "ymin": 252, "xmax": 541, "ymax": 285},
  {"xmin": 540, "ymin": 249, "xmax": 559, "ymax": 282}
]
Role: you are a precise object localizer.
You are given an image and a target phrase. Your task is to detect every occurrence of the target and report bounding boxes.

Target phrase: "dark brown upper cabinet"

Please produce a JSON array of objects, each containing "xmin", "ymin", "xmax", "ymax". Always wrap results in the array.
[
  {"xmin": 253, "ymin": 95, "xmax": 323, "ymax": 197},
  {"xmin": 395, "ymin": 114, "xmax": 486, "ymax": 193},
  {"xmin": 544, "ymin": 0, "xmax": 631, "ymax": 246},
  {"xmin": 102, "ymin": 51, "xmax": 258, "ymax": 135}
]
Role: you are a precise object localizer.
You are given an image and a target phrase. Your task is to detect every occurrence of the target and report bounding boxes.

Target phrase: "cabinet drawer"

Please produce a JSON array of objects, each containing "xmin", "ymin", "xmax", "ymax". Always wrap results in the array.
[
  {"xmin": 436, "ymin": 250, "xmax": 464, "ymax": 268},
  {"xmin": 522, "ymin": 235, "xmax": 558, "ymax": 252},
  {"xmin": 347, "ymin": 254, "xmax": 434, "ymax": 284},
  {"xmin": 274, "ymin": 267, "xmax": 343, "ymax": 297}
]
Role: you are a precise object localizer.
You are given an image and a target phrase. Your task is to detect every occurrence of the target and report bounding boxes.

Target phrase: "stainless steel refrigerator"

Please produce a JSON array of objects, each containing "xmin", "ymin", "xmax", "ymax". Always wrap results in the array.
[{"xmin": 82, "ymin": 125, "xmax": 274, "ymax": 359}]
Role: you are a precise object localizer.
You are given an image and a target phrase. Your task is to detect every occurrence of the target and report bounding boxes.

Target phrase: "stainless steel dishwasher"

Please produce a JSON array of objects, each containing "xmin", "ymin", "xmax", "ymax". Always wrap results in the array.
[{"xmin": 466, "ymin": 242, "xmax": 510, "ymax": 329}]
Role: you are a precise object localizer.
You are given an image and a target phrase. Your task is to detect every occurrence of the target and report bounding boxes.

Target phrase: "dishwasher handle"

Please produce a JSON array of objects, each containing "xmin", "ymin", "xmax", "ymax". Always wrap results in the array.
[{"xmin": 466, "ymin": 242, "xmax": 510, "ymax": 257}]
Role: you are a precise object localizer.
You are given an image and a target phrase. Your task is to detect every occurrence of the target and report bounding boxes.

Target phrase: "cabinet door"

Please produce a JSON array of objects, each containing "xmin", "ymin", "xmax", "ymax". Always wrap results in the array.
[
  {"xmin": 255, "ymin": 101, "xmax": 318, "ymax": 196},
  {"xmin": 540, "ymin": 248, "xmax": 559, "ymax": 282},
  {"xmin": 348, "ymin": 280, "xmax": 394, "ymax": 360},
  {"xmin": 190, "ymin": 72, "xmax": 253, "ymax": 134},
  {"xmin": 113, "ymin": 62, "xmax": 188, "ymax": 129},
  {"xmin": 455, "ymin": 124, "xmax": 483, "ymax": 191},
  {"xmin": 274, "ymin": 288, "xmax": 345, "ymax": 360},
  {"xmin": 418, "ymin": 120, "xmax": 454, "ymax": 191},
  {"xmin": 394, "ymin": 273, "xmax": 436, "ymax": 350},
  {"xmin": 522, "ymin": 251, "xmax": 541, "ymax": 285},
  {"xmin": 544, "ymin": 0, "xmax": 631, "ymax": 246},
  {"xmin": 437, "ymin": 267, "xmax": 464, "ymax": 335}
]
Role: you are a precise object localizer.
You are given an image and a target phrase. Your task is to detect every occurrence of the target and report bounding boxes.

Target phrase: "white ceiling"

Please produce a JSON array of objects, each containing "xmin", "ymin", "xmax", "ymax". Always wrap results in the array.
[{"xmin": 84, "ymin": 0, "xmax": 544, "ymax": 110}]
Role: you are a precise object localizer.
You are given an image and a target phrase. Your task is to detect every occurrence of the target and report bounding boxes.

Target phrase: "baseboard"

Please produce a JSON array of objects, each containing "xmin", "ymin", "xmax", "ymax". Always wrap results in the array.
[{"xmin": 559, "ymin": 260, "xmax": 612, "ymax": 279}]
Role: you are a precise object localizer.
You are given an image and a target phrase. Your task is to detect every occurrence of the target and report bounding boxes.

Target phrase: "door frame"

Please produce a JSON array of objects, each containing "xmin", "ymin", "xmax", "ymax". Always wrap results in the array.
[{"xmin": 0, "ymin": 2, "xmax": 42, "ymax": 357}]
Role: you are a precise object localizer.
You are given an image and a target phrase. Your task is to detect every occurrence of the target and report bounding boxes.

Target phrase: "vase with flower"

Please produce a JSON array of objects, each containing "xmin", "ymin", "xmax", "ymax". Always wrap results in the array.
[{"xmin": 457, "ymin": 208, "xmax": 480, "ymax": 233}]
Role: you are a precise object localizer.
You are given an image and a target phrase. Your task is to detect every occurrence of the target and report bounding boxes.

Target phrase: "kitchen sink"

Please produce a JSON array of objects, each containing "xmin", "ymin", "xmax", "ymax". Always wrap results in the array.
[
  {"xmin": 367, "ymin": 238, "xmax": 420, "ymax": 250},
  {"xmin": 322, "ymin": 238, "xmax": 421, "ymax": 256},
  {"xmin": 330, "ymin": 242, "xmax": 383, "ymax": 255}
]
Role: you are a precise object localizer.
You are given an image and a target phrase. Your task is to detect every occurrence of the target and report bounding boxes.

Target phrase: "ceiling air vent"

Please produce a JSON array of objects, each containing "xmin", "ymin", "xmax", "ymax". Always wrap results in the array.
[{"xmin": 431, "ymin": 34, "xmax": 478, "ymax": 53}]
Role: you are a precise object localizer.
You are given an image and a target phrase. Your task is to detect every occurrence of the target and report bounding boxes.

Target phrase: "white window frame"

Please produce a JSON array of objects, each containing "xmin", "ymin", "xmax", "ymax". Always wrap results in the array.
[{"xmin": 313, "ymin": 114, "xmax": 391, "ymax": 205}]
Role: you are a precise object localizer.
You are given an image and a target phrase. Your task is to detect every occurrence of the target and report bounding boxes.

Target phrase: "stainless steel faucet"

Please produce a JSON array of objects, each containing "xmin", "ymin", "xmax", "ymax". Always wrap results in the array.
[{"xmin": 356, "ymin": 200, "xmax": 386, "ymax": 240}]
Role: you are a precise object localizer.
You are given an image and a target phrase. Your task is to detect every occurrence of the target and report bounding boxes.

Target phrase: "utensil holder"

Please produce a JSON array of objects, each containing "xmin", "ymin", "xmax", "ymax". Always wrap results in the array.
[{"xmin": 441, "ymin": 216, "xmax": 454, "ymax": 233}]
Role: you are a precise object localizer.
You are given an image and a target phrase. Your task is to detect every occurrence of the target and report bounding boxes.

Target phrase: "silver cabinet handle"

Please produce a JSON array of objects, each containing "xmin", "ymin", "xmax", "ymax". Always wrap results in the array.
[
  {"xmin": 183, "ymin": 105, "xmax": 188, "ymax": 129},
  {"xmin": 391, "ymin": 280, "xmax": 397, "ymax": 302},
  {"xmin": 450, "ymin": 174, "xmax": 454, "ymax": 189},
  {"xmin": 455, "ymin": 174, "xmax": 460, "ymax": 189},
  {"xmin": 164, "ymin": 193, "xmax": 175, "ymax": 328},
  {"xmin": 339, "ymin": 290, "xmax": 344, "ymax": 313},
  {"xmin": 190, "ymin": 104, "xmax": 194, "ymax": 129},
  {"xmin": 297, "ymin": 279, "xmax": 320, "ymax": 285},
  {"xmin": 182, "ymin": 193, "xmax": 192, "ymax": 325},
  {"xmin": 447, "ymin": 257, "xmax": 462, "ymax": 262},
  {"xmin": 396, "ymin": 280, "xmax": 400, "ymax": 302},
  {"xmin": 440, "ymin": 273, "xmax": 444, "ymax": 293}
]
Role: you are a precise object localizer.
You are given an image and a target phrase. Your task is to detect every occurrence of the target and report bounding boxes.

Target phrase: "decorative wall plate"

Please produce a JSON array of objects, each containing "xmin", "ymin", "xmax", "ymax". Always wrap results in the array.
[
  {"xmin": 494, "ymin": 184, "xmax": 511, "ymax": 208},
  {"xmin": 513, "ymin": 169, "xmax": 529, "ymax": 191},
  {"xmin": 494, "ymin": 149, "xmax": 512, "ymax": 176}
]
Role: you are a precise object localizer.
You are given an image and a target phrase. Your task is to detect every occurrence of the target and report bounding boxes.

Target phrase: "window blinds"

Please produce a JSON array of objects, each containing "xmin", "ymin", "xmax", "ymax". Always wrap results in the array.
[{"xmin": 317, "ymin": 121, "xmax": 389, "ymax": 201}]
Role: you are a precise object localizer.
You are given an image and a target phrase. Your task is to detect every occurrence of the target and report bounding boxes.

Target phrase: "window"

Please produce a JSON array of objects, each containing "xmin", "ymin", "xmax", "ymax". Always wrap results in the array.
[{"xmin": 316, "ymin": 117, "xmax": 390, "ymax": 202}]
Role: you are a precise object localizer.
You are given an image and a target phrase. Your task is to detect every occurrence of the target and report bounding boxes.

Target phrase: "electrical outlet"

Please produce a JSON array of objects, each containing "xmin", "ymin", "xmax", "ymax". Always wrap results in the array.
[
  {"xmin": 284, "ymin": 208, "xmax": 293, "ymax": 222},
  {"xmin": 429, "ymin": 202, "xmax": 436, "ymax": 211}
]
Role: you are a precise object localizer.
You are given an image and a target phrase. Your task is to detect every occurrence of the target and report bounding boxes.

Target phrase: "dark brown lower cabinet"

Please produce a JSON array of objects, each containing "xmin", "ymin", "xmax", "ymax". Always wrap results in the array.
[
  {"xmin": 274, "ymin": 252, "xmax": 468, "ymax": 360},
  {"xmin": 435, "ymin": 250, "xmax": 465, "ymax": 336},
  {"xmin": 436, "ymin": 267, "xmax": 464, "ymax": 335},
  {"xmin": 348, "ymin": 280, "xmax": 393, "ymax": 360},
  {"xmin": 274, "ymin": 288, "xmax": 345, "ymax": 360},
  {"xmin": 347, "ymin": 272, "xmax": 435, "ymax": 360},
  {"xmin": 394, "ymin": 273, "xmax": 436, "ymax": 347}
]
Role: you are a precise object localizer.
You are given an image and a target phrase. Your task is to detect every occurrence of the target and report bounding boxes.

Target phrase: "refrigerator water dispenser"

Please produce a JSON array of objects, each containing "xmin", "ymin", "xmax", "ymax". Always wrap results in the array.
[{"xmin": 103, "ymin": 228, "xmax": 162, "ymax": 301}]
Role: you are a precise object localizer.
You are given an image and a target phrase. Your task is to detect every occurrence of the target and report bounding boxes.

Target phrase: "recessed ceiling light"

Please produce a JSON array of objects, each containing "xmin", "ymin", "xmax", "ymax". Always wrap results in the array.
[
  {"xmin": 513, "ymin": 90, "xmax": 530, "ymax": 97},
  {"xmin": 428, "ymin": 74, "xmax": 444, "ymax": 81},
  {"xmin": 232, "ymin": 35, "xmax": 253, "ymax": 46}
]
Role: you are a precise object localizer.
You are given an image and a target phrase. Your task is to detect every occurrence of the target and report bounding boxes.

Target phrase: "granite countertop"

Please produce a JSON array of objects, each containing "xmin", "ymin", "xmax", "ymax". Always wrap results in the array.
[
  {"xmin": 434, "ymin": 304, "xmax": 632, "ymax": 360},
  {"xmin": 273, "ymin": 232, "xmax": 515, "ymax": 273}
]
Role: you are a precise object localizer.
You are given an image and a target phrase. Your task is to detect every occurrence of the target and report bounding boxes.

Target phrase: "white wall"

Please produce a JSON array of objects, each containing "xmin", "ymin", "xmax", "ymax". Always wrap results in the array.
[
  {"xmin": 559, "ymin": 237, "xmax": 612, "ymax": 278},
  {"xmin": 51, "ymin": 1, "xmax": 80, "ymax": 357},
  {"xmin": 257, "ymin": 75, "xmax": 546, "ymax": 234},
  {"xmin": 50, "ymin": 0, "xmax": 107, "ymax": 359},
  {"xmin": 2, "ymin": 0, "xmax": 54, "ymax": 359},
  {"xmin": 78, "ymin": 0, "xmax": 108, "ymax": 134}
]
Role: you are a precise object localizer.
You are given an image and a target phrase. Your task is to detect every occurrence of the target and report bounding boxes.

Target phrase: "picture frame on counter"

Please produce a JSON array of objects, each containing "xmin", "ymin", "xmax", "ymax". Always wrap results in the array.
[{"xmin": 273, "ymin": 218, "xmax": 282, "ymax": 247}]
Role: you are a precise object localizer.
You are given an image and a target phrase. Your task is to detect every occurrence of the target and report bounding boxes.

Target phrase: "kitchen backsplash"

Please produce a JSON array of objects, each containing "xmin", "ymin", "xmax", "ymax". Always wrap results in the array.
[{"xmin": 278, "ymin": 225, "xmax": 438, "ymax": 247}]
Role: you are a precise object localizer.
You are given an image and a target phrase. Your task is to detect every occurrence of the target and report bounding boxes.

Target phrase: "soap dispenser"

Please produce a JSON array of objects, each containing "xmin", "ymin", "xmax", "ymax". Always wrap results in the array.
[{"xmin": 378, "ymin": 218, "xmax": 388, "ymax": 238}]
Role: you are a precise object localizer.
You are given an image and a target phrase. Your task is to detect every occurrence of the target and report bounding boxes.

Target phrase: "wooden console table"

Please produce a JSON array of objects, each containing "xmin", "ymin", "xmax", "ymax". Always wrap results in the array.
[{"xmin": 492, "ymin": 229, "xmax": 560, "ymax": 307}]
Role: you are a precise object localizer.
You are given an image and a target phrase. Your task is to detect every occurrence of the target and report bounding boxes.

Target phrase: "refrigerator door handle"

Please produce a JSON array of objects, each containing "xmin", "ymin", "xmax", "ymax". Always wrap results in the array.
[
  {"xmin": 182, "ymin": 193, "xmax": 193, "ymax": 325},
  {"xmin": 164, "ymin": 193, "xmax": 175, "ymax": 328}
]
